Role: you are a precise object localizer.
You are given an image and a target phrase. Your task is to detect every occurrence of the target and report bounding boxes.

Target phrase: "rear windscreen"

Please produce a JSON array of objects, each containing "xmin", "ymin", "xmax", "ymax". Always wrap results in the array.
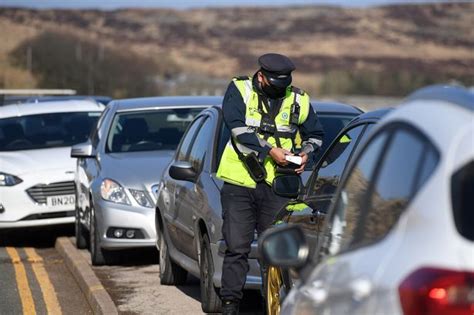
[{"xmin": 451, "ymin": 160, "xmax": 474, "ymax": 241}]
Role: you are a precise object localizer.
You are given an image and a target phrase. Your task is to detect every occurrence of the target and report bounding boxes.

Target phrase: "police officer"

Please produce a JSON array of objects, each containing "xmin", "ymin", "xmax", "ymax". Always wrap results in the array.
[{"xmin": 216, "ymin": 53, "xmax": 324, "ymax": 314}]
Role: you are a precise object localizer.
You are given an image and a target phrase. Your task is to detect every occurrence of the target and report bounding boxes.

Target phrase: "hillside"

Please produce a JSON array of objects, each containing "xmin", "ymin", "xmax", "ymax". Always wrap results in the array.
[{"xmin": 0, "ymin": 2, "xmax": 472, "ymax": 96}]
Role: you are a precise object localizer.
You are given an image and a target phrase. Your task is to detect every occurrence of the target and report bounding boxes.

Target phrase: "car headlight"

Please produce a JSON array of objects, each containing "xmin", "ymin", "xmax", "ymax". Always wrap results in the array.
[
  {"xmin": 0, "ymin": 172, "xmax": 23, "ymax": 186},
  {"xmin": 129, "ymin": 189, "xmax": 153, "ymax": 208},
  {"xmin": 100, "ymin": 179, "xmax": 131, "ymax": 205}
]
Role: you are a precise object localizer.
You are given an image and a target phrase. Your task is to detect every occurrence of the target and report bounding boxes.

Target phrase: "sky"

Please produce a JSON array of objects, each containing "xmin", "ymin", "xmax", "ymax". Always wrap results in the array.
[{"xmin": 0, "ymin": 0, "xmax": 459, "ymax": 9}]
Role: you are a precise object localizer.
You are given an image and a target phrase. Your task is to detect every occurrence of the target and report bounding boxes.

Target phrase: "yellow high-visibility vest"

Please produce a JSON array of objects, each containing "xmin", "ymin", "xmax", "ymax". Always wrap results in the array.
[{"xmin": 217, "ymin": 77, "xmax": 310, "ymax": 188}]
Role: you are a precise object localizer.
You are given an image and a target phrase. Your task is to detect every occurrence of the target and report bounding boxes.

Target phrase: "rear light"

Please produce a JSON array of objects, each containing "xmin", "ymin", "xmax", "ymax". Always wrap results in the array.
[{"xmin": 399, "ymin": 267, "xmax": 474, "ymax": 315}]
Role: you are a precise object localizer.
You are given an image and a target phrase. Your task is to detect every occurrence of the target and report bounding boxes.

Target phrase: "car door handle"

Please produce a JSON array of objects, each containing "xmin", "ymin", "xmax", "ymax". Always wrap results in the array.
[
  {"xmin": 349, "ymin": 277, "xmax": 372, "ymax": 301},
  {"xmin": 310, "ymin": 209, "xmax": 325, "ymax": 224},
  {"xmin": 302, "ymin": 280, "xmax": 328, "ymax": 304}
]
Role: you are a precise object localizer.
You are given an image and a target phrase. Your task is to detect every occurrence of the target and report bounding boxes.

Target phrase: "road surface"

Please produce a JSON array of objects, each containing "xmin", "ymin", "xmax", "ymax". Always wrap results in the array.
[{"xmin": 0, "ymin": 226, "xmax": 91, "ymax": 314}]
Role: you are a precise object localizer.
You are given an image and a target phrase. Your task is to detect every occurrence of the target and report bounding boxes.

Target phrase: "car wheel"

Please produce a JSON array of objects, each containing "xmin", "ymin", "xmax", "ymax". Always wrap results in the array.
[
  {"xmin": 199, "ymin": 234, "xmax": 222, "ymax": 313},
  {"xmin": 89, "ymin": 206, "xmax": 115, "ymax": 266},
  {"xmin": 158, "ymin": 226, "xmax": 187, "ymax": 285},
  {"xmin": 75, "ymin": 207, "xmax": 88, "ymax": 249},
  {"xmin": 266, "ymin": 265, "xmax": 284, "ymax": 315}
]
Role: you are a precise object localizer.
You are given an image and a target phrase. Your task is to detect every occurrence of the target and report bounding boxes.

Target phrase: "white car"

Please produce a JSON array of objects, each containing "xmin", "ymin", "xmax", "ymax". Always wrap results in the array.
[
  {"xmin": 0, "ymin": 100, "xmax": 105, "ymax": 228},
  {"xmin": 260, "ymin": 84, "xmax": 474, "ymax": 315}
]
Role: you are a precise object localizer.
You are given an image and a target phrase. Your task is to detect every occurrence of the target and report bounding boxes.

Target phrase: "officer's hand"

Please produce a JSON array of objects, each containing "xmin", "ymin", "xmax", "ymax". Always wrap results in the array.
[
  {"xmin": 295, "ymin": 152, "xmax": 308, "ymax": 174},
  {"xmin": 269, "ymin": 147, "xmax": 291, "ymax": 166}
]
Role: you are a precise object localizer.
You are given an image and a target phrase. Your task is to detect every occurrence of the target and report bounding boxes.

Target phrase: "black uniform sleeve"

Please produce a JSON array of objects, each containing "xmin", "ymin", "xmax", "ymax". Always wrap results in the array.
[
  {"xmin": 222, "ymin": 81, "xmax": 272, "ymax": 158},
  {"xmin": 299, "ymin": 103, "xmax": 325, "ymax": 155}
]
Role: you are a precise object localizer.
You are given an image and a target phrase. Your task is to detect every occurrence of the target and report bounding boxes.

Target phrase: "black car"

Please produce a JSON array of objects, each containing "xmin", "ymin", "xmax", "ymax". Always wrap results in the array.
[
  {"xmin": 155, "ymin": 101, "xmax": 361, "ymax": 313},
  {"xmin": 265, "ymin": 108, "xmax": 392, "ymax": 315}
]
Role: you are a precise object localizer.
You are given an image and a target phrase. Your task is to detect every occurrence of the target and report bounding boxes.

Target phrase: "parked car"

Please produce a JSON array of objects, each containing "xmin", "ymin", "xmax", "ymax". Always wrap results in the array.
[
  {"xmin": 155, "ymin": 101, "xmax": 362, "ymax": 313},
  {"xmin": 0, "ymin": 100, "xmax": 105, "ymax": 228},
  {"xmin": 71, "ymin": 96, "xmax": 221, "ymax": 265},
  {"xmin": 260, "ymin": 84, "xmax": 474, "ymax": 315},
  {"xmin": 264, "ymin": 108, "xmax": 391, "ymax": 315}
]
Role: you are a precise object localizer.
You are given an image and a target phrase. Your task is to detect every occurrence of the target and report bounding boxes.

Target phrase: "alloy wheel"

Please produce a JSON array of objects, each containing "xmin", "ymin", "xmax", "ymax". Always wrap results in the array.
[{"xmin": 266, "ymin": 265, "xmax": 283, "ymax": 315}]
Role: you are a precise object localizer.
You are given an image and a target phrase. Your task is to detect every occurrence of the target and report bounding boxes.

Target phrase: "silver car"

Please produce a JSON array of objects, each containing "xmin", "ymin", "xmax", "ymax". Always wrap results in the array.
[{"xmin": 71, "ymin": 96, "xmax": 221, "ymax": 265}]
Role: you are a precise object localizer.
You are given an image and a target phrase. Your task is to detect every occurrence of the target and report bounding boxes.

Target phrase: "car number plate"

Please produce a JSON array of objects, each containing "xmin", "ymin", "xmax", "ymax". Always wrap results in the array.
[{"xmin": 46, "ymin": 195, "xmax": 75, "ymax": 209}]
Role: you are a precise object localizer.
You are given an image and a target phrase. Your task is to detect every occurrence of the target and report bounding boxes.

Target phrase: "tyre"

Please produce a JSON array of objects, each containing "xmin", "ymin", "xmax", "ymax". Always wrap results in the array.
[
  {"xmin": 199, "ymin": 234, "xmax": 222, "ymax": 313},
  {"xmin": 75, "ymin": 207, "xmax": 88, "ymax": 249},
  {"xmin": 266, "ymin": 265, "xmax": 284, "ymax": 315},
  {"xmin": 158, "ymin": 226, "xmax": 187, "ymax": 285},
  {"xmin": 89, "ymin": 206, "xmax": 115, "ymax": 266}
]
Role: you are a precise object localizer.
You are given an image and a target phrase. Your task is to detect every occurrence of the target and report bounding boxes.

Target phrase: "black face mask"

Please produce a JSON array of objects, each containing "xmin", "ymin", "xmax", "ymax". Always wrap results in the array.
[{"xmin": 261, "ymin": 83, "xmax": 287, "ymax": 99}]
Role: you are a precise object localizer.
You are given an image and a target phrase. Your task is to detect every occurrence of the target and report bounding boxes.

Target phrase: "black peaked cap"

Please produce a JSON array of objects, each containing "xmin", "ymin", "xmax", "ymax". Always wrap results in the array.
[{"xmin": 258, "ymin": 53, "xmax": 296, "ymax": 75}]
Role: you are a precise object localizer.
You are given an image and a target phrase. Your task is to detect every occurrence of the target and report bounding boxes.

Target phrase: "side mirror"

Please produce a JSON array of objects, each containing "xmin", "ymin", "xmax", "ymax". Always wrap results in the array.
[
  {"xmin": 258, "ymin": 224, "xmax": 309, "ymax": 269},
  {"xmin": 71, "ymin": 141, "xmax": 95, "ymax": 158},
  {"xmin": 272, "ymin": 174, "xmax": 302, "ymax": 199},
  {"xmin": 169, "ymin": 161, "xmax": 197, "ymax": 182}
]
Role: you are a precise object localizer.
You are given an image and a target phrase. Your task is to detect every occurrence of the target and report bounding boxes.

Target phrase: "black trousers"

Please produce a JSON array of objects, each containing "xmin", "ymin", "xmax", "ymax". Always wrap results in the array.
[{"xmin": 220, "ymin": 182, "xmax": 288, "ymax": 301}]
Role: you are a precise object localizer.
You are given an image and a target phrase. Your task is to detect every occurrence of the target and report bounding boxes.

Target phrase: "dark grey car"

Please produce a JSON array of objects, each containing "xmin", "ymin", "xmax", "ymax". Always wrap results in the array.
[
  {"xmin": 265, "ymin": 108, "xmax": 392, "ymax": 315},
  {"xmin": 155, "ymin": 101, "xmax": 362, "ymax": 312}
]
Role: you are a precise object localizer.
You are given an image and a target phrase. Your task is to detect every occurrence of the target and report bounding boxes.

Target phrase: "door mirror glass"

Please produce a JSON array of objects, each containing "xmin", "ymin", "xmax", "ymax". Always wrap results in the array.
[
  {"xmin": 71, "ymin": 141, "xmax": 95, "ymax": 158},
  {"xmin": 259, "ymin": 225, "xmax": 309, "ymax": 269},
  {"xmin": 272, "ymin": 175, "xmax": 302, "ymax": 198},
  {"xmin": 169, "ymin": 161, "xmax": 197, "ymax": 182}
]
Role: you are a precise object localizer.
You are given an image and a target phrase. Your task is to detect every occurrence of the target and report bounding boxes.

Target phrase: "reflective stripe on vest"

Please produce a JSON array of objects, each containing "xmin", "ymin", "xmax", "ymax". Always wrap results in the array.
[{"xmin": 216, "ymin": 78, "xmax": 311, "ymax": 188}]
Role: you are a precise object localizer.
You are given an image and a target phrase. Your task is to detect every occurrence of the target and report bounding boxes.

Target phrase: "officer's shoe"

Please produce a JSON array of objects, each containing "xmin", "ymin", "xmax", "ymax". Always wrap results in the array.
[{"xmin": 222, "ymin": 300, "xmax": 240, "ymax": 315}]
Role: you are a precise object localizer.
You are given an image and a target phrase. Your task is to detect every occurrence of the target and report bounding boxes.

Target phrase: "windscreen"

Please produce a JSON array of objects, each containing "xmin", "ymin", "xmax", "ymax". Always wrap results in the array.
[
  {"xmin": 106, "ymin": 108, "xmax": 204, "ymax": 153},
  {"xmin": 0, "ymin": 111, "xmax": 102, "ymax": 151}
]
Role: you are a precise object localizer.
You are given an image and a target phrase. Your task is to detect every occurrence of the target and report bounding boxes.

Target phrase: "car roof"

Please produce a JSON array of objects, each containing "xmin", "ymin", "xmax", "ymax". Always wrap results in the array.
[
  {"xmin": 381, "ymin": 84, "xmax": 473, "ymax": 168},
  {"xmin": 112, "ymin": 96, "xmax": 362, "ymax": 113},
  {"xmin": 312, "ymin": 101, "xmax": 363, "ymax": 115},
  {"xmin": 30, "ymin": 95, "xmax": 112, "ymax": 105},
  {"xmin": 0, "ymin": 100, "xmax": 104, "ymax": 119},
  {"xmin": 112, "ymin": 96, "xmax": 224, "ymax": 111},
  {"xmin": 1, "ymin": 95, "xmax": 112, "ymax": 106},
  {"xmin": 348, "ymin": 107, "xmax": 393, "ymax": 125},
  {"xmin": 405, "ymin": 84, "xmax": 474, "ymax": 112}
]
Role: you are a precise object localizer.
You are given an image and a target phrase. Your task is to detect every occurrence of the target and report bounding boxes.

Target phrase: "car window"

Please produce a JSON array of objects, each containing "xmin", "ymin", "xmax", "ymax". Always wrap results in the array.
[
  {"xmin": 106, "ymin": 108, "xmax": 203, "ymax": 153},
  {"xmin": 310, "ymin": 124, "xmax": 366, "ymax": 197},
  {"xmin": 320, "ymin": 131, "xmax": 388, "ymax": 258},
  {"xmin": 0, "ymin": 111, "xmax": 102, "ymax": 151},
  {"xmin": 353, "ymin": 129, "xmax": 426, "ymax": 248},
  {"xmin": 176, "ymin": 117, "xmax": 204, "ymax": 162},
  {"xmin": 451, "ymin": 160, "xmax": 473, "ymax": 242},
  {"xmin": 188, "ymin": 118, "xmax": 215, "ymax": 173}
]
